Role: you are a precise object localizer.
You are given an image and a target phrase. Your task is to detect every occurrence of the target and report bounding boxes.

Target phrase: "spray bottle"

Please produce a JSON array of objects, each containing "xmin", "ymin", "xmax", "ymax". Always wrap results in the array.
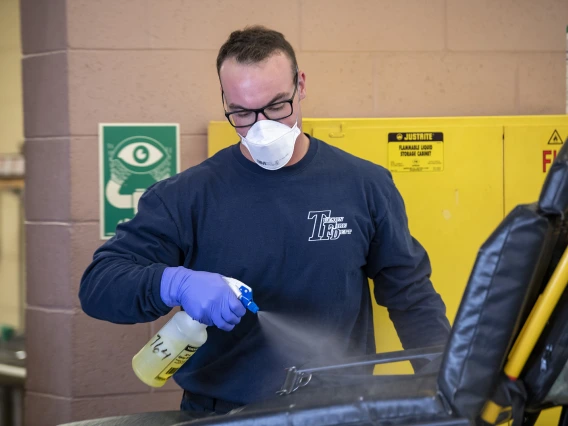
[{"xmin": 132, "ymin": 277, "xmax": 259, "ymax": 387}]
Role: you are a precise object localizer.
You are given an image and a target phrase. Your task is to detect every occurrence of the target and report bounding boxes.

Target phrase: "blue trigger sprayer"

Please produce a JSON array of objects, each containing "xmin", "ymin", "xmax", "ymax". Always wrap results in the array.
[
  {"xmin": 132, "ymin": 276, "xmax": 259, "ymax": 387},
  {"xmin": 226, "ymin": 277, "xmax": 260, "ymax": 314}
]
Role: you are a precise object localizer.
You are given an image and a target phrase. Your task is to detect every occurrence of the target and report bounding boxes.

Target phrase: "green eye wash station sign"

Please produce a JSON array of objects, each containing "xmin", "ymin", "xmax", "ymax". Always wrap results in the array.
[{"xmin": 99, "ymin": 124, "xmax": 180, "ymax": 239}]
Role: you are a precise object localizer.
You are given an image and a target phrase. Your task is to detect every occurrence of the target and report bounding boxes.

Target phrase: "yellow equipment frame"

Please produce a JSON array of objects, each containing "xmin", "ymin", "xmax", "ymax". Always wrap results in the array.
[{"xmin": 482, "ymin": 245, "xmax": 568, "ymax": 424}]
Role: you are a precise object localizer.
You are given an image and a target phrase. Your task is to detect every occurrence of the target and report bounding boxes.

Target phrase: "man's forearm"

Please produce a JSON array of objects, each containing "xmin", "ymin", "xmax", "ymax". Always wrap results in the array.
[
  {"xmin": 79, "ymin": 254, "xmax": 172, "ymax": 324},
  {"xmin": 389, "ymin": 291, "xmax": 451, "ymax": 350}
]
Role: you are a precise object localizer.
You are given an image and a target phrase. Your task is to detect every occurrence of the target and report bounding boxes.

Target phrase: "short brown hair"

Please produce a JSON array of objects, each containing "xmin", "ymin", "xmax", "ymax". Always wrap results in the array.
[{"xmin": 216, "ymin": 25, "xmax": 298, "ymax": 79}]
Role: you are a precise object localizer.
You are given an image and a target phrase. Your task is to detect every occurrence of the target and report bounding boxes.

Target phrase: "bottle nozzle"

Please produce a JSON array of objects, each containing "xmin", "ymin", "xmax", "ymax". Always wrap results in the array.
[
  {"xmin": 223, "ymin": 277, "xmax": 260, "ymax": 314},
  {"xmin": 241, "ymin": 297, "xmax": 259, "ymax": 313}
]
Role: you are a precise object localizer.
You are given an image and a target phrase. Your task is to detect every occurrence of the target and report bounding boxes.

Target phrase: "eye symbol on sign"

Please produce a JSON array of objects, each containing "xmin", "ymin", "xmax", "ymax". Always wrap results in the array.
[{"xmin": 117, "ymin": 142, "xmax": 165, "ymax": 168}]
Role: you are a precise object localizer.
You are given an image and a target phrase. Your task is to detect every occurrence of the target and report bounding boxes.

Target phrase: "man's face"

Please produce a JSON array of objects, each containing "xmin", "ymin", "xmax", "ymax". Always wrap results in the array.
[{"xmin": 219, "ymin": 52, "xmax": 306, "ymax": 137}]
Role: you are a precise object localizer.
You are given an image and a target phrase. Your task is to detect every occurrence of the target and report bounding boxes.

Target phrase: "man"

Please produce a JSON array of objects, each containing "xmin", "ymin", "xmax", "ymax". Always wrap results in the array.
[{"xmin": 79, "ymin": 25, "xmax": 450, "ymax": 414}]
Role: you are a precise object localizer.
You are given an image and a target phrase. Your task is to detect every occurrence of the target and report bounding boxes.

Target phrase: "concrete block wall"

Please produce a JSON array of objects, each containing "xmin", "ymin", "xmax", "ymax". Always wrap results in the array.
[{"xmin": 20, "ymin": 0, "xmax": 568, "ymax": 425}]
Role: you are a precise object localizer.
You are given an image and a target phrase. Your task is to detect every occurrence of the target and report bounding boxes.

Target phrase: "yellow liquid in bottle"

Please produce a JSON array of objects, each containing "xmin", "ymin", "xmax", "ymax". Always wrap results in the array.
[{"xmin": 132, "ymin": 312, "xmax": 207, "ymax": 387}]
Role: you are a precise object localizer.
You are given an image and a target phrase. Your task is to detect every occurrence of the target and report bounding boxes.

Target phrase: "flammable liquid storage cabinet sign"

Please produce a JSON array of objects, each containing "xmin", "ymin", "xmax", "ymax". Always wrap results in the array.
[{"xmin": 387, "ymin": 131, "xmax": 444, "ymax": 172}]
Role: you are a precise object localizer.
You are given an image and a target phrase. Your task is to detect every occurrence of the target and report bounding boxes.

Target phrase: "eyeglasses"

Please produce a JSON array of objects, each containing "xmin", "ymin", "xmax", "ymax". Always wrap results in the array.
[{"xmin": 222, "ymin": 71, "xmax": 298, "ymax": 128}]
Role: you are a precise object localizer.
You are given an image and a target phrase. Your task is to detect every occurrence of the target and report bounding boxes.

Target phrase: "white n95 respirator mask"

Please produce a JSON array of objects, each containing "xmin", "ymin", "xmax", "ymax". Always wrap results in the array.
[{"xmin": 240, "ymin": 120, "xmax": 301, "ymax": 170}]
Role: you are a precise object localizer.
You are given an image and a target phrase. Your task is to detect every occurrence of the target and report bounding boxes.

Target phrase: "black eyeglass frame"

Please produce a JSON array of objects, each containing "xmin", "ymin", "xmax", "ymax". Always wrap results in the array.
[{"xmin": 222, "ymin": 71, "xmax": 299, "ymax": 129}]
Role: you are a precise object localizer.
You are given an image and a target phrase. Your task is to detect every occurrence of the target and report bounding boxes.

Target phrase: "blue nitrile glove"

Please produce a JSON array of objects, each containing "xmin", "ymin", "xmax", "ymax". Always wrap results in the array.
[{"xmin": 160, "ymin": 267, "xmax": 246, "ymax": 332}]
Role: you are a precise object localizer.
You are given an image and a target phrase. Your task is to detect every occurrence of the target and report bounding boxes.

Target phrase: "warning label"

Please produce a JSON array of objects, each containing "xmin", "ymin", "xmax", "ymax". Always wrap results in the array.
[
  {"xmin": 547, "ymin": 129, "xmax": 563, "ymax": 145},
  {"xmin": 542, "ymin": 130, "xmax": 564, "ymax": 173},
  {"xmin": 388, "ymin": 132, "xmax": 444, "ymax": 172}
]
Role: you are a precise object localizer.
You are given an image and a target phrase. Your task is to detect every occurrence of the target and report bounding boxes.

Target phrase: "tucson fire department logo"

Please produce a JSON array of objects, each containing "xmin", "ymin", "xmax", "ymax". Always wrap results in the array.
[{"xmin": 308, "ymin": 210, "xmax": 352, "ymax": 241}]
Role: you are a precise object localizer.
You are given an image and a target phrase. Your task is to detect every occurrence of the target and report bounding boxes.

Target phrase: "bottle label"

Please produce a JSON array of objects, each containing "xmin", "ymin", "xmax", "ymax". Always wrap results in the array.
[{"xmin": 154, "ymin": 344, "xmax": 199, "ymax": 382}]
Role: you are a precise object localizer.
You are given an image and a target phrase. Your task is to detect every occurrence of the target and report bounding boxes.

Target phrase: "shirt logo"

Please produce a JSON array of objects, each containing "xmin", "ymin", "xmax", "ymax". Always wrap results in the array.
[{"xmin": 308, "ymin": 210, "xmax": 352, "ymax": 241}]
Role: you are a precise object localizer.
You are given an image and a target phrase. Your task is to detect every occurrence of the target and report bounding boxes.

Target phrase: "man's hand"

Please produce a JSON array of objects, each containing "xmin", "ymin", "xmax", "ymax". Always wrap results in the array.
[{"xmin": 160, "ymin": 267, "xmax": 246, "ymax": 331}]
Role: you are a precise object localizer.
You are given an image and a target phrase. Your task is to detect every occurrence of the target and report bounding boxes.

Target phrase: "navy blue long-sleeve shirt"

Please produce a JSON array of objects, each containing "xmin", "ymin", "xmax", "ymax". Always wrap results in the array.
[{"xmin": 79, "ymin": 136, "xmax": 450, "ymax": 404}]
